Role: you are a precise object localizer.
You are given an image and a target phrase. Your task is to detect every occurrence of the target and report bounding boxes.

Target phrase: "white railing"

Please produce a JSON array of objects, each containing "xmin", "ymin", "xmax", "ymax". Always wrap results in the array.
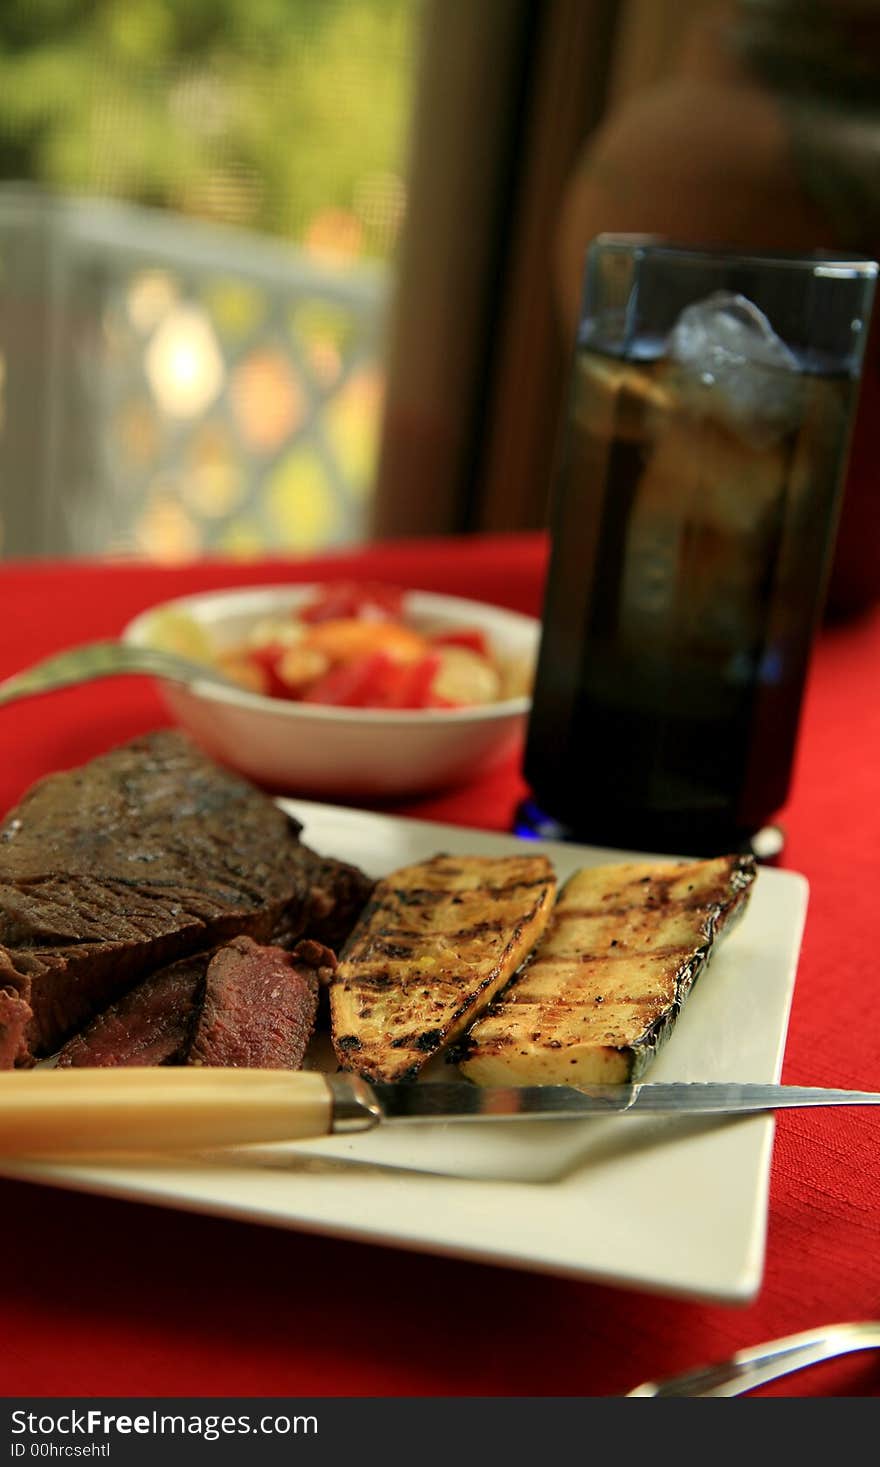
[{"xmin": 0, "ymin": 186, "xmax": 388, "ymax": 559}]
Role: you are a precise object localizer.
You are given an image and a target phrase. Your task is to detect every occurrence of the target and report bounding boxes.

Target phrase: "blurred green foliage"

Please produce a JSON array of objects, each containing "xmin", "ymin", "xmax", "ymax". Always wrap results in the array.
[{"xmin": 0, "ymin": 0, "xmax": 419, "ymax": 256}]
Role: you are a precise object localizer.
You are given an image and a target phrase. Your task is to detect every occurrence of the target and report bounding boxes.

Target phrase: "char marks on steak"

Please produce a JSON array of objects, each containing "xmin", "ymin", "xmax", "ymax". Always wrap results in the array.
[
  {"xmin": 0, "ymin": 731, "xmax": 314, "ymax": 1062},
  {"xmin": 54, "ymin": 952, "xmax": 209, "ymax": 1068},
  {"xmin": 187, "ymin": 936, "xmax": 333, "ymax": 1069}
]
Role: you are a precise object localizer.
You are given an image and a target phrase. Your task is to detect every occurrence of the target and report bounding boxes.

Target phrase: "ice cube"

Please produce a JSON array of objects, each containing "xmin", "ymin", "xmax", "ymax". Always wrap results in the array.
[{"xmin": 668, "ymin": 291, "xmax": 803, "ymax": 447}]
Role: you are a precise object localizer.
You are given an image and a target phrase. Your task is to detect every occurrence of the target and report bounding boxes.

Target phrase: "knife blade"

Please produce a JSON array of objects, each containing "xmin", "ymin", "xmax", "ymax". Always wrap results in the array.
[
  {"xmin": 352, "ymin": 1078, "xmax": 880, "ymax": 1127},
  {"xmin": 0, "ymin": 1069, "xmax": 878, "ymax": 1158}
]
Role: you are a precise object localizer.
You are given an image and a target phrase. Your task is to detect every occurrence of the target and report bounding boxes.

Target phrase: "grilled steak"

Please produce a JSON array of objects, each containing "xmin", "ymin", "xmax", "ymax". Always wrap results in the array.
[
  {"xmin": 187, "ymin": 935, "xmax": 331, "ymax": 1068},
  {"xmin": 330, "ymin": 854, "xmax": 556, "ymax": 1082},
  {"xmin": 54, "ymin": 953, "xmax": 209, "ymax": 1068},
  {"xmin": 459, "ymin": 854, "xmax": 756, "ymax": 1085},
  {"xmin": 0, "ymin": 730, "xmax": 314, "ymax": 1064},
  {"xmin": 272, "ymin": 848, "xmax": 375, "ymax": 953},
  {"xmin": 0, "ymin": 986, "xmax": 31, "ymax": 1069}
]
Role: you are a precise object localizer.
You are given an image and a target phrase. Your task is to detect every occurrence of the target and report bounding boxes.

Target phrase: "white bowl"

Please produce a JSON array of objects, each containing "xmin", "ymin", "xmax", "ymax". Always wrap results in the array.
[{"xmin": 122, "ymin": 585, "xmax": 540, "ymax": 798}]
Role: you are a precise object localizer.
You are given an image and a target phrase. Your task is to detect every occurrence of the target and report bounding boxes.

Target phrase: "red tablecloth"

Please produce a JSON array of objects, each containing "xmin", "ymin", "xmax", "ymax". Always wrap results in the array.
[{"xmin": 1, "ymin": 533, "xmax": 879, "ymax": 1399}]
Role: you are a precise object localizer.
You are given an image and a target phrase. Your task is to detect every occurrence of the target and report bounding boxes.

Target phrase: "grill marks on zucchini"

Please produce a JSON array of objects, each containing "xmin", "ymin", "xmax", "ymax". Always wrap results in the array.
[
  {"xmin": 330, "ymin": 854, "xmax": 556, "ymax": 1082},
  {"xmin": 459, "ymin": 854, "xmax": 756, "ymax": 1086}
]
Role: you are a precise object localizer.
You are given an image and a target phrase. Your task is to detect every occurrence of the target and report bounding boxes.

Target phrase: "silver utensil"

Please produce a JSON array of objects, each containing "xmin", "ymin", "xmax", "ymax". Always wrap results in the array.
[
  {"xmin": 626, "ymin": 1321, "xmax": 880, "ymax": 1396},
  {"xmin": 0, "ymin": 640, "xmax": 237, "ymax": 706},
  {"xmin": 1, "ymin": 1073, "xmax": 879, "ymax": 1156},
  {"xmin": 353, "ymin": 1079, "xmax": 880, "ymax": 1126}
]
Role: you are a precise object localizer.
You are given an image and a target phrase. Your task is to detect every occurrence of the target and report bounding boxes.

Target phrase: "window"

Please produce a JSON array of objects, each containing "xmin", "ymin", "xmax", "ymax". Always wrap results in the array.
[
  {"xmin": 0, "ymin": 0, "xmax": 421, "ymax": 559},
  {"xmin": 0, "ymin": 0, "xmax": 728, "ymax": 564}
]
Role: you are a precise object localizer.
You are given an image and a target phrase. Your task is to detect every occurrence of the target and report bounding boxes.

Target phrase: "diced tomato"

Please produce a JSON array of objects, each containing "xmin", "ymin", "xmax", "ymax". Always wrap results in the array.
[
  {"xmin": 298, "ymin": 581, "xmax": 405, "ymax": 625},
  {"xmin": 368, "ymin": 652, "xmax": 443, "ymax": 709},
  {"xmin": 395, "ymin": 652, "xmax": 443, "ymax": 709},
  {"xmin": 297, "ymin": 649, "xmax": 446, "ymax": 710},
  {"xmin": 428, "ymin": 626, "xmax": 490, "ymax": 657},
  {"xmin": 353, "ymin": 656, "xmax": 409, "ymax": 708},
  {"xmin": 245, "ymin": 642, "xmax": 296, "ymax": 700},
  {"xmin": 300, "ymin": 651, "xmax": 398, "ymax": 708}
]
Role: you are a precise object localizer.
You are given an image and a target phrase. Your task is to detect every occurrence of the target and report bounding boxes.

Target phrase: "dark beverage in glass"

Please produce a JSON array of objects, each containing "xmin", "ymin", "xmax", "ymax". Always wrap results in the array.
[{"xmin": 523, "ymin": 239, "xmax": 877, "ymax": 855}]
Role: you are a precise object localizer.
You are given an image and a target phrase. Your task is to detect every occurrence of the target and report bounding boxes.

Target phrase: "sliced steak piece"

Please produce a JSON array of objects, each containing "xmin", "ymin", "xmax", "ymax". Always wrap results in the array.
[
  {"xmin": 0, "ymin": 986, "xmax": 32, "ymax": 1069},
  {"xmin": 187, "ymin": 935, "xmax": 331, "ymax": 1069},
  {"xmin": 0, "ymin": 730, "xmax": 313, "ymax": 1064},
  {"xmin": 54, "ymin": 953, "xmax": 209, "ymax": 1068},
  {"xmin": 271, "ymin": 847, "xmax": 375, "ymax": 954}
]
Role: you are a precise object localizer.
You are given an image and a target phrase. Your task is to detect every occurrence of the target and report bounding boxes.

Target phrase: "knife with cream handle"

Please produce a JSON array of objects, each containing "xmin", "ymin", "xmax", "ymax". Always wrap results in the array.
[{"xmin": 0, "ymin": 1070, "xmax": 878, "ymax": 1157}]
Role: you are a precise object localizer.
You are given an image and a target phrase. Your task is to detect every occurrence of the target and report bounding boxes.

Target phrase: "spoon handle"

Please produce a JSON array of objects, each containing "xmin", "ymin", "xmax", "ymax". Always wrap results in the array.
[{"xmin": 0, "ymin": 641, "xmax": 232, "ymax": 706}]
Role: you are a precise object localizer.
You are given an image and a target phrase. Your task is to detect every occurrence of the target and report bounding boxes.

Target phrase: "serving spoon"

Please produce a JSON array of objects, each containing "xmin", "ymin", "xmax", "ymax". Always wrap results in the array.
[{"xmin": 0, "ymin": 640, "xmax": 238, "ymax": 707}]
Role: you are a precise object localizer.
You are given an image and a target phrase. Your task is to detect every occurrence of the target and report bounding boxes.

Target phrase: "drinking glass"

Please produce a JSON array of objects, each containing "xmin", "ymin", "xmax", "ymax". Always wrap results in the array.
[{"xmin": 521, "ymin": 237, "xmax": 877, "ymax": 856}]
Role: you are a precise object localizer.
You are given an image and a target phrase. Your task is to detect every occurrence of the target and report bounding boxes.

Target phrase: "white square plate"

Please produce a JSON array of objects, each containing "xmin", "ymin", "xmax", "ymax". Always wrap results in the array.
[{"xmin": 0, "ymin": 802, "xmax": 808, "ymax": 1303}]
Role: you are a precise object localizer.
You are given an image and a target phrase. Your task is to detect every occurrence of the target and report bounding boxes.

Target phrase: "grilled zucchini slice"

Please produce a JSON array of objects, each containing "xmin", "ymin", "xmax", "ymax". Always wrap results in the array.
[
  {"xmin": 459, "ymin": 854, "xmax": 756, "ymax": 1085},
  {"xmin": 330, "ymin": 854, "xmax": 556, "ymax": 1082}
]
